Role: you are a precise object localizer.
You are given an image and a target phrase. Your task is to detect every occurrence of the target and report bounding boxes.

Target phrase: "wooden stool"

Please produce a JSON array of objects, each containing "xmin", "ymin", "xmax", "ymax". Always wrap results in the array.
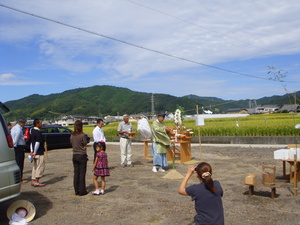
[{"xmin": 246, "ymin": 183, "xmax": 277, "ymax": 199}]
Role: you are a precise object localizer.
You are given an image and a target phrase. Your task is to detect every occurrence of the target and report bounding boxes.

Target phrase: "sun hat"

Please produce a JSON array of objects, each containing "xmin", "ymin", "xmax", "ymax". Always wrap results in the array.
[
  {"xmin": 157, "ymin": 111, "xmax": 166, "ymax": 118},
  {"xmin": 7, "ymin": 200, "xmax": 36, "ymax": 222}
]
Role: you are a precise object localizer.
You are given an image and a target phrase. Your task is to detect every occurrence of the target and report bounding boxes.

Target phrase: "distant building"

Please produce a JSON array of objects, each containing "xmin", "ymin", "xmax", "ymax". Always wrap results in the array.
[
  {"xmin": 226, "ymin": 108, "xmax": 248, "ymax": 114},
  {"xmin": 104, "ymin": 115, "xmax": 123, "ymax": 122},
  {"xmin": 55, "ymin": 115, "xmax": 97, "ymax": 126},
  {"xmin": 245, "ymin": 105, "xmax": 279, "ymax": 114},
  {"xmin": 280, "ymin": 104, "xmax": 300, "ymax": 112},
  {"xmin": 261, "ymin": 105, "xmax": 279, "ymax": 113}
]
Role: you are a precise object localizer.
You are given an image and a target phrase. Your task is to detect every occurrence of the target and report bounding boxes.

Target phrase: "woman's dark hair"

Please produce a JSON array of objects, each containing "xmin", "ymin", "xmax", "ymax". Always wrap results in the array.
[
  {"xmin": 72, "ymin": 120, "xmax": 83, "ymax": 135},
  {"xmin": 195, "ymin": 162, "xmax": 218, "ymax": 193},
  {"xmin": 33, "ymin": 118, "xmax": 40, "ymax": 127},
  {"xmin": 96, "ymin": 141, "xmax": 106, "ymax": 151}
]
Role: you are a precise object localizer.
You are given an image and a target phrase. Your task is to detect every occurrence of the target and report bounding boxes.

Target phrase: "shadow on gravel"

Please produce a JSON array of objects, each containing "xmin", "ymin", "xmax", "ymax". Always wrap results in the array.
[
  {"xmin": 0, "ymin": 191, "xmax": 52, "ymax": 225},
  {"xmin": 44, "ymin": 175, "xmax": 67, "ymax": 185},
  {"xmin": 105, "ymin": 185, "xmax": 119, "ymax": 193},
  {"xmin": 243, "ymin": 190, "xmax": 280, "ymax": 199},
  {"xmin": 86, "ymin": 184, "xmax": 119, "ymax": 194}
]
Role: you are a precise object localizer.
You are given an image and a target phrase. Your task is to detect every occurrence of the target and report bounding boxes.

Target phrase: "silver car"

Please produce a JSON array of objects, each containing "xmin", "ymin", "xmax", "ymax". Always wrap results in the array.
[{"xmin": 0, "ymin": 102, "xmax": 21, "ymax": 203}]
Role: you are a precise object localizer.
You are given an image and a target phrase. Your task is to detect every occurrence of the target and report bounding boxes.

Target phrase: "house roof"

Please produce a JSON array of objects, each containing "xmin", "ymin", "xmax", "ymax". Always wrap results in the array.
[
  {"xmin": 280, "ymin": 104, "xmax": 300, "ymax": 111},
  {"xmin": 226, "ymin": 108, "xmax": 247, "ymax": 113},
  {"xmin": 262, "ymin": 105, "xmax": 279, "ymax": 108}
]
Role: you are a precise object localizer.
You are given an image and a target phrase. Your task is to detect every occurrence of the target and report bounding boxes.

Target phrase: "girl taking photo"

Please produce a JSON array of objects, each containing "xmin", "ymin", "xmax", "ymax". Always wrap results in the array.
[{"xmin": 178, "ymin": 162, "xmax": 224, "ymax": 225}]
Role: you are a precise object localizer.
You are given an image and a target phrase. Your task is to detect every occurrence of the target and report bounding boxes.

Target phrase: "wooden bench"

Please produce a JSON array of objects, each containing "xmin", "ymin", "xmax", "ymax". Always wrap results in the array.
[{"xmin": 246, "ymin": 183, "xmax": 277, "ymax": 199}]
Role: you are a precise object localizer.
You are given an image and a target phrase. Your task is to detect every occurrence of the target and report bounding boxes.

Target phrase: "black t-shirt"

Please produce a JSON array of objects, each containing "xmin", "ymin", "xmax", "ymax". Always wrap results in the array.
[
  {"xmin": 186, "ymin": 180, "xmax": 224, "ymax": 225},
  {"xmin": 30, "ymin": 127, "xmax": 45, "ymax": 155}
]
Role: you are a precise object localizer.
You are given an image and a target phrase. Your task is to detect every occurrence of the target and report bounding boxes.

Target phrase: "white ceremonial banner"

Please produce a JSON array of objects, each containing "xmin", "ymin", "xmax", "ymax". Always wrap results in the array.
[{"xmin": 196, "ymin": 115, "xmax": 205, "ymax": 126}]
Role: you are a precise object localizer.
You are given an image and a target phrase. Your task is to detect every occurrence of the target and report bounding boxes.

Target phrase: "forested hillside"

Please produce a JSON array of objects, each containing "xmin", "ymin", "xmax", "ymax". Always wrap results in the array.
[
  {"xmin": 3, "ymin": 85, "xmax": 299, "ymax": 121},
  {"xmin": 4, "ymin": 85, "xmax": 198, "ymax": 120}
]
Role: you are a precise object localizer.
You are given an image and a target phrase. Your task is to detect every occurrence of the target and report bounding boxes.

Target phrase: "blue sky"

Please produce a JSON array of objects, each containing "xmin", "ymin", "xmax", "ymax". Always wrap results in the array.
[{"xmin": 1, "ymin": 0, "xmax": 300, "ymax": 103}]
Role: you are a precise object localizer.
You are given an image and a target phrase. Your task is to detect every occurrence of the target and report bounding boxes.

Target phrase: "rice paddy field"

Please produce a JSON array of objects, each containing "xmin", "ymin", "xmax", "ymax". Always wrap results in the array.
[{"xmin": 79, "ymin": 113, "xmax": 300, "ymax": 137}]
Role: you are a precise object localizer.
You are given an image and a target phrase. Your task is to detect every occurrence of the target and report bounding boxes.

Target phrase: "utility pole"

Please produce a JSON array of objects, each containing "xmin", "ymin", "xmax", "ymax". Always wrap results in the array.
[
  {"xmin": 151, "ymin": 94, "xmax": 155, "ymax": 115},
  {"xmin": 253, "ymin": 99, "xmax": 257, "ymax": 107}
]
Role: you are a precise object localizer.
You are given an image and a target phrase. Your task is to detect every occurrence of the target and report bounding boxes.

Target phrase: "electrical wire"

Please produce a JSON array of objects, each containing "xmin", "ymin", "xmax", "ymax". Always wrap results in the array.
[
  {"xmin": 126, "ymin": 0, "xmax": 259, "ymax": 49},
  {"xmin": 0, "ymin": 4, "xmax": 298, "ymax": 83}
]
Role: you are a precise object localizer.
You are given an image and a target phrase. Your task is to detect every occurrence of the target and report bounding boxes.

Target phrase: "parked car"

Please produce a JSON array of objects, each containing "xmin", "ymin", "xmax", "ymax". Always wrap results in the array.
[
  {"xmin": 24, "ymin": 124, "xmax": 90, "ymax": 150},
  {"xmin": 0, "ymin": 102, "xmax": 21, "ymax": 203}
]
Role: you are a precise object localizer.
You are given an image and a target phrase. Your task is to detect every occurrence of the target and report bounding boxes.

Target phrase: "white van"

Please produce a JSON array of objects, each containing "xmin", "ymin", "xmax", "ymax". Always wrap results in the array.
[{"xmin": 0, "ymin": 102, "xmax": 21, "ymax": 203}]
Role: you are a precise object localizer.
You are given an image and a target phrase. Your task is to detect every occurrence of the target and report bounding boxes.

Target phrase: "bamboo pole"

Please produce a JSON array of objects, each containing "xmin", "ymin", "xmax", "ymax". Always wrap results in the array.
[
  {"xmin": 248, "ymin": 164, "xmax": 268, "ymax": 175},
  {"xmin": 196, "ymin": 105, "xmax": 202, "ymax": 161},
  {"xmin": 294, "ymin": 154, "xmax": 297, "ymax": 196}
]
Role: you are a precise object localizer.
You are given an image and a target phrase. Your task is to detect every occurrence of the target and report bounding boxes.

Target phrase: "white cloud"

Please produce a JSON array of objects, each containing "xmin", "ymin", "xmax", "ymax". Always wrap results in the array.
[
  {"xmin": 0, "ymin": 73, "xmax": 56, "ymax": 86},
  {"xmin": 1, "ymin": 0, "xmax": 300, "ymax": 76},
  {"xmin": 0, "ymin": 73, "xmax": 16, "ymax": 82},
  {"xmin": 1, "ymin": 0, "xmax": 300, "ymax": 102}
]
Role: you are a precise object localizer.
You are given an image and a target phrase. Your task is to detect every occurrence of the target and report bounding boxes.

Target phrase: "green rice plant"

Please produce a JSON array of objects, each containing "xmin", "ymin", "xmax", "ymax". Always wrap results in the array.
[{"xmin": 76, "ymin": 113, "xmax": 300, "ymax": 137}]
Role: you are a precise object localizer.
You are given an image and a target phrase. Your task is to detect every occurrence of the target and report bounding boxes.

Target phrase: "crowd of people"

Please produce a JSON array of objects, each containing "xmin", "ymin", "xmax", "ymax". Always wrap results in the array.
[{"xmin": 8, "ymin": 113, "xmax": 224, "ymax": 225}]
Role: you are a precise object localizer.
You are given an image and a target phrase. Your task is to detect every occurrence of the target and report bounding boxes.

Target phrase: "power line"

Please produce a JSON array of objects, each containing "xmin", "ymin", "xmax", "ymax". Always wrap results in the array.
[
  {"xmin": 126, "ymin": 0, "xmax": 256, "ymax": 49},
  {"xmin": 0, "ymin": 4, "xmax": 298, "ymax": 83}
]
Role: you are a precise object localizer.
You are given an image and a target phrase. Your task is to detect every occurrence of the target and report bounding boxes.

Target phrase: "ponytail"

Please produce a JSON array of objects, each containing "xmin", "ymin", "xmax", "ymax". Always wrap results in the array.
[{"xmin": 195, "ymin": 162, "xmax": 218, "ymax": 193}]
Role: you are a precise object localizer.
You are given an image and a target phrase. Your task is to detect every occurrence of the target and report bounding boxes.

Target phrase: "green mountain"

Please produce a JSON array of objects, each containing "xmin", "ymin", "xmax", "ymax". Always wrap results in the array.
[
  {"xmin": 256, "ymin": 91, "xmax": 300, "ymax": 106},
  {"xmin": 4, "ymin": 85, "xmax": 199, "ymax": 121},
  {"xmin": 3, "ymin": 85, "xmax": 299, "ymax": 121}
]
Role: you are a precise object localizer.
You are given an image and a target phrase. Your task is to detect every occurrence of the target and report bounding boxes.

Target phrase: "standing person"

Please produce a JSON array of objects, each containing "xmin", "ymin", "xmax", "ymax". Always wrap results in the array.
[
  {"xmin": 117, "ymin": 114, "xmax": 133, "ymax": 167},
  {"xmin": 70, "ymin": 120, "xmax": 88, "ymax": 196},
  {"xmin": 11, "ymin": 118, "xmax": 27, "ymax": 183},
  {"xmin": 151, "ymin": 113, "xmax": 171, "ymax": 172},
  {"xmin": 92, "ymin": 141, "xmax": 110, "ymax": 195},
  {"xmin": 178, "ymin": 162, "xmax": 224, "ymax": 225},
  {"xmin": 92, "ymin": 118, "xmax": 106, "ymax": 162},
  {"xmin": 30, "ymin": 118, "xmax": 46, "ymax": 187},
  {"xmin": 7, "ymin": 122, "xmax": 12, "ymax": 130}
]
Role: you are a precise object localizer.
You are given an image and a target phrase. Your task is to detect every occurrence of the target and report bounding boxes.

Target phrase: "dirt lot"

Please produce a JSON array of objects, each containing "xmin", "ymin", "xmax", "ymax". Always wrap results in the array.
[{"xmin": 1, "ymin": 142, "xmax": 300, "ymax": 225}]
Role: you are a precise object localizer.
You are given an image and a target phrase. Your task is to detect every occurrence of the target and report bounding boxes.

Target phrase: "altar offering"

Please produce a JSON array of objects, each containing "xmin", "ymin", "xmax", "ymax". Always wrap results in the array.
[
  {"xmin": 274, "ymin": 148, "xmax": 300, "ymax": 160},
  {"xmin": 274, "ymin": 149, "xmax": 290, "ymax": 160},
  {"xmin": 245, "ymin": 174, "xmax": 257, "ymax": 185},
  {"xmin": 262, "ymin": 166, "xmax": 276, "ymax": 185},
  {"xmin": 128, "ymin": 132, "xmax": 136, "ymax": 139}
]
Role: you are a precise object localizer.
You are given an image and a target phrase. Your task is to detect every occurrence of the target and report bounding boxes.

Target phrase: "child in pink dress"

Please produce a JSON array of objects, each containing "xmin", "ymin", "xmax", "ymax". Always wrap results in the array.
[{"xmin": 92, "ymin": 141, "xmax": 110, "ymax": 195}]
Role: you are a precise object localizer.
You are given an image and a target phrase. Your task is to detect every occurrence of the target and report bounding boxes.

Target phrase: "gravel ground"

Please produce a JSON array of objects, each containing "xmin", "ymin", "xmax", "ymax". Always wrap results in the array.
[{"xmin": 1, "ymin": 142, "xmax": 300, "ymax": 225}]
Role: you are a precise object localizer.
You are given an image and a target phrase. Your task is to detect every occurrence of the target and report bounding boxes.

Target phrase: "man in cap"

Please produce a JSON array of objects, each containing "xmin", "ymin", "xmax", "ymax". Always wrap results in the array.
[
  {"xmin": 11, "ymin": 118, "xmax": 27, "ymax": 183},
  {"xmin": 117, "ymin": 114, "xmax": 134, "ymax": 167}
]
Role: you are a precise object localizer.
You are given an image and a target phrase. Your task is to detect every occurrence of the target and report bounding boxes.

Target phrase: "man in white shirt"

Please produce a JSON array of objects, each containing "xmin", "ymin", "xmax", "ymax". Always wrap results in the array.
[
  {"xmin": 118, "ymin": 114, "xmax": 133, "ymax": 167},
  {"xmin": 11, "ymin": 118, "xmax": 27, "ymax": 183},
  {"xmin": 92, "ymin": 119, "xmax": 106, "ymax": 161}
]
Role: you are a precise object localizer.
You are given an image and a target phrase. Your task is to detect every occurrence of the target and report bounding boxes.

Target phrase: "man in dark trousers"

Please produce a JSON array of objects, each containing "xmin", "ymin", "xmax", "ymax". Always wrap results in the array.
[{"xmin": 11, "ymin": 118, "xmax": 27, "ymax": 183}]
